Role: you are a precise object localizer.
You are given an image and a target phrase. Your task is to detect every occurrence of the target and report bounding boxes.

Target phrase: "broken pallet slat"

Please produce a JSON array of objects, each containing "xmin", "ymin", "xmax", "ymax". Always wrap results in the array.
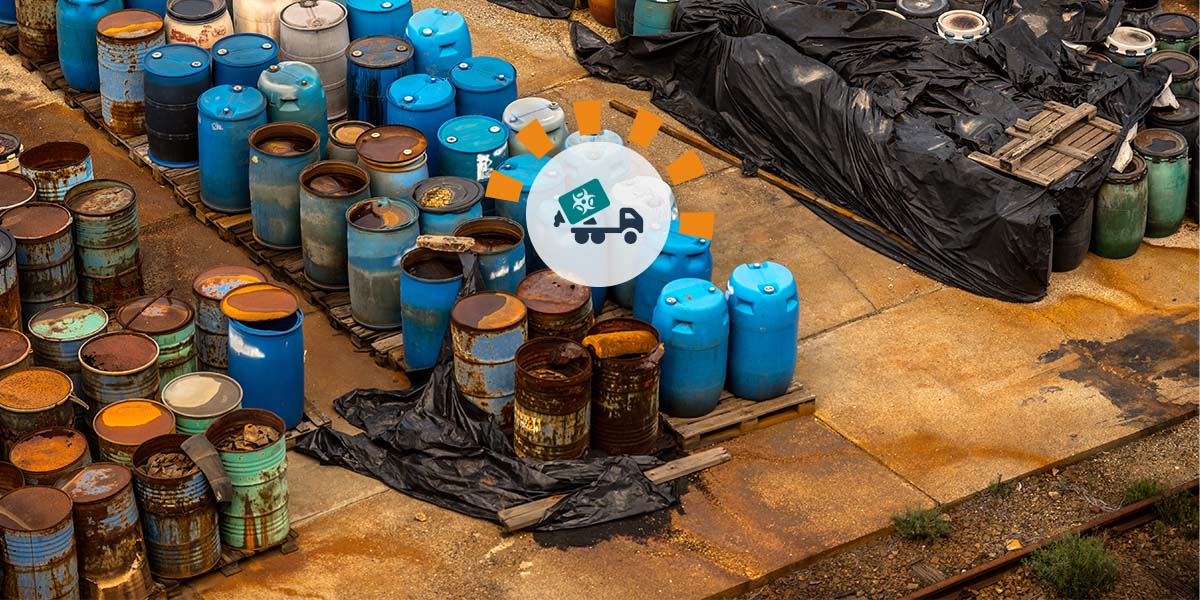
[
  {"xmin": 996, "ymin": 103, "xmax": 1095, "ymax": 170},
  {"xmin": 969, "ymin": 102, "xmax": 1119, "ymax": 187},
  {"xmin": 668, "ymin": 386, "xmax": 816, "ymax": 444}
]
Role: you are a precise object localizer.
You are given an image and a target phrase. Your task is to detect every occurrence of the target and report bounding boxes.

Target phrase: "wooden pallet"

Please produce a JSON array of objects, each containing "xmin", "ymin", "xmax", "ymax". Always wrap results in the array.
[
  {"xmin": 665, "ymin": 382, "xmax": 816, "ymax": 450},
  {"xmin": 148, "ymin": 529, "xmax": 301, "ymax": 599},
  {"xmin": 969, "ymin": 101, "xmax": 1120, "ymax": 186}
]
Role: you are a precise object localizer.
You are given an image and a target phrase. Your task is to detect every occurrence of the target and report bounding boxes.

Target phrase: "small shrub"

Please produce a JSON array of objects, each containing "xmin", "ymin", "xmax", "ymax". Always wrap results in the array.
[
  {"xmin": 988, "ymin": 474, "xmax": 1013, "ymax": 497},
  {"xmin": 891, "ymin": 507, "xmax": 950, "ymax": 541},
  {"xmin": 1122, "ymin": 478, "xmax": 1164, "ymax": 505},
  {"xmin": 1027, "ymin": 534, "xmax": 1118, "ymax": 599},
  {"xmin": 1154, "ymin": 491, "xmax": 1199, "ymax": 537}
]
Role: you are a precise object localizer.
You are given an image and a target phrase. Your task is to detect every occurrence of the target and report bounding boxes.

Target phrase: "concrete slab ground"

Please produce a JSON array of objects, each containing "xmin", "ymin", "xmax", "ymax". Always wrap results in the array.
[{"xmin": 0, "ymin": 2, "xmax": 1196, "ymax": 598}]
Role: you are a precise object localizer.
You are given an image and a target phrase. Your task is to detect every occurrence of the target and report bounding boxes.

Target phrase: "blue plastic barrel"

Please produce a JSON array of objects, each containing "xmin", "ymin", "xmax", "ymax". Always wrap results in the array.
[
  {"xmin": 411, "ymin": 176, "xmax": 484, "ymax": 235},
  {"xmin": 347, "ymin": 35, "xmax": 414, "ymax": 125},
  {"xmin": 633, "ymin": 0, "xmax": 680, "ymax": 35},
  {"xmin": 125, "ymin": 0, "xmax": 166, "ymax": 14},
  {"xmin": 346, "ymin": 0, "xmax": 413, "ymax": 41},
  {"xmin": 726, "ymin": 261, "xmax": 799, "ymax": 400},
  {"xmin": 492, "ymin": 153, "xmax": 548, "ymax": 270},
  {"xmin": 386, "ymin": 73, "xmax": 455, "ymax": 171},
  {"xmin": 227, "ymin": 311, "xmax": 305, "ymax": 429},
  {"xmin": 0, "ymin": 487, "xmax": 79, "ymax": 600},
  {"xmin": 1, "ymin": 0, "xmax": 15, "ymax": 24},
  {"xmin": 57, "ymin": 0, "xmax": 123, "ymax": 92},
  {"xmin": 406, "ymin": 7, "xmax": 471, "ymax": 77},
  {"xmin": 632, "ymin": 231, "xmax": 712, "ymax": 322},
  {"xmin": 347, "ymin": 197, "xmax": 420, "ymax": 330},
  {"xmin": 399, "ymin": 247, "xmax": 463, "ymax": 370},
  {"xmin": 437, "ymin": 115, "xmax": 508, "ymax": 213},
  {"xmin": 248, "ymin": 122, "xmax": 321, "ymax": 249},
  {"xmin": 198, "ymin": 84, "xmax": 269, "ymax": 213},
  {"xmin": 258, "ymin": 61, "xmax": 329, "ymax": 158},
  {"xmin": 453, "ymin": 217, "xmax": 525, "ymax": 294},
  {"xmin": 211, "ymin": 33, "xmax": 278, "ymax": 88},
  {"xmin": 144, "ymin": 43, "xmax": 211, "ymax": 168},
  {"xmin": 448, "ymin": 56, "xmax": 516, "ymax": 121},
  {"xmin": 651, "ymin": 278, "xmax": 729, "ymax": 417},
  {"xmin": 299, "ymin": 161, "xmax": 373, "ymax": 289},
  {"xmin": 355, "ymin": 124, "xmax": 429, "ymax": 201}
]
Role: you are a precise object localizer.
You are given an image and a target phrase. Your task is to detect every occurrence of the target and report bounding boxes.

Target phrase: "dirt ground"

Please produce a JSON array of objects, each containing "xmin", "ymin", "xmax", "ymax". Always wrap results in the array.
[{"xmin": 740, "ymin": 418, "xmax": 1199, "ymax": 600}]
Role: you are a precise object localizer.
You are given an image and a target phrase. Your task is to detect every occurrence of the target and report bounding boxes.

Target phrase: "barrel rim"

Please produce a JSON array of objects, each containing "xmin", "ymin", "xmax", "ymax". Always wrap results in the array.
[
  {"xmin": 78, "ymin": 331, "xmax": 161, "ymax": 376},
  {"xmin": 1133, "ymin": 127, "xmax": 1187, "ymax": 159},
  {"xmin": 411, "ymin": 176, "xmax": 484, "ymax": 215},
  {"xmin": 10, "ymin": 426, "xmax": 90, "ymax": 476},
  {"xmin": 220, "ymin": 283, "xmax": 299, "ymax": 322},
  {"xmin": 0, "ymin": 171, "xmax": 37, "ymax": 211},
  {"xmin": 28, "ymin": 303, "xmax": 110, "ymax": 343},
  {"xmin": 585, "ymin": 317, "xmax": 663, "ymax": 365},
  {"xmin": 161, "ymin": 371, "xmax": 243, "ymax": 418},
  {"xmin": 301, "ymin": 160, "xmax": 372, "ymax": 198},
  {"xmin": 280, "ymin": 0, "xmax": 349, "ymax": 30},
  {"xmin": 131, "ymin": 433, "xmax": 201, "ymax": 482},
  {"xmin": 1144, "ymin": 49, "xmax": 1199, "ymax": 79},
  {"xmin": 93, "ymin": 398, "xmax": 177, "ymax": 447},
  {"xmin": 116, "ymin": 295, "xmax": 196, "ymax": 335},
  {"xmin": 0, "ymin": 485, "xmax": 73, "ymax": 532},
  {"xmin": 1106, "ymin": 155, "xmax": 1147, "ymax": 183},
  {"xmin": 347, "ymin": 197, "xmax": 419, "ymax": 233},
  {"xmin": 64, "ymin": 179, "xmax": 137, "ymax": 217},
  {"xmin": 97, "ymin": 9, "xmax": 166, "ymax": 41},
  {"xmin": 17, "ymin": 141, "xmax": 90, "ymax": 172},
  {"xmin": 250, "ymin": 121, "xmax": 321, "ymax": 158},
  {"xmin": 0, "ymin": 367, "xmax": 75, "ymax": 414},
  {"xmin": 0, "ymin": 228, "xmax": 13, "ymax": 265},
  {"xmin": 0, "ymin": 327, "xmax": 31, "ymax": 371},
  {"xmin": 0, "ymin": 461, "xmax": 25, "ymax": 491},
  {"xmin": 449, "ymin": 56, "xmax": 517, "ymax": 94},
  {"xmin": 399, "ymin": 246, "xmax": 465, "ymax": 284},
  {"xmin": 356, "ymin": 125, "xmax": 429, "ymax": 166},
  {"xmin": 328, "ymin": 120, "xmax": 375, "ymax": 152},
  {"xmin": 1148, "ymin": 12, "xmax": 1199, "ymax": 40},
  {"xmin": 515, "ymin": 335, "xmax": 593, "ymax": 385},
  {"xmin": 212, "ymin": 32, "xmax": 278, "ymax": 67},
  {"xmin": 53, "ymin": 461, "xmax": 134, "ymax": 505},
  {"xmin": 167, "ymin": 0, "xmax": 230, "ymax": 23},
  {"xmin": 451, "ymin": 290, "xmax": 527, "ymax": 332},
  {"xmin": 0, "ymin": 201, "xmax": 74, "ymax": 241},
  {"xmin": 226, "ymin": 308, "xmax": 304, "ymax": 337},
  {"xmin": 452, "ymin": 216, "xmax": 525, "ymax": 257},
  {"xmin": 203, "ymin": 407, "xmax": 287, "ymax": 453},
  {"xmin": 192, "ymin": 265, "xmax": 268, "ymax": 300},
  {"xmin": 144, "ymin": 43, "xmax": 213, "ymax": 78}
]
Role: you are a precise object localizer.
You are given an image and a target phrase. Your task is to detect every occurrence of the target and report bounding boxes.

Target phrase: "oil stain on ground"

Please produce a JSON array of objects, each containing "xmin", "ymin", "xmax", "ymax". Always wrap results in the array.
[{"xmin": 1039, "ymin": 313, "xmax": 1198, "ymax": 424}]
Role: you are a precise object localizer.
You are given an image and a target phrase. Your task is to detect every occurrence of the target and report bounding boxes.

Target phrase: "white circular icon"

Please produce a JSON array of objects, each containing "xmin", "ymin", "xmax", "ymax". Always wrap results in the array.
[{"xmin": 526, "ymin": 143, "xmax": 672, "ymax": 287}]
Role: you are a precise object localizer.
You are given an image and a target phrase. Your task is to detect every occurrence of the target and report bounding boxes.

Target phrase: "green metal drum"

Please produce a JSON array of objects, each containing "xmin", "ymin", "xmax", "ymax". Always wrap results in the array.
[
  {"xmin": 1133, "ymin": 129, "xmax": 1190, "ymax": 238},
  {"xmin": 160, "ymin": 372, "xmax": 243, "ymax": 435},
  {"xmin": 204, "ymin": 408, "xmax": 289, "ymax": 551},
  {"xmin": 1091, "ymin": 156, "xmax": 1148, "ymax": 259}
]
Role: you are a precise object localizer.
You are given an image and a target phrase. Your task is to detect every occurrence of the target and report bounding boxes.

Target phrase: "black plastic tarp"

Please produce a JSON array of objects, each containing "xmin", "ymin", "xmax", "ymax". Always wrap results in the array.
[
  {"xmin": 488, "ymin": 0, "xmax": 573, "ymax": 19},
  {"xmin": 566, "ymin": 0, "xmax": 1166, "ymax": 301}
]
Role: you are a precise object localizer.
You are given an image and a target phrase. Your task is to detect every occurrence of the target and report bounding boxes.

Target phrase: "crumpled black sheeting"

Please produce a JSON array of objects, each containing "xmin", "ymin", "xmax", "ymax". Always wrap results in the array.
[
  {"xmin": 571, "ymin": 0, "xmax": 1166, "ymax": 302},
  {"xmin": 488, "ymin": 0, "xmax": 573, "ymax": 19}
]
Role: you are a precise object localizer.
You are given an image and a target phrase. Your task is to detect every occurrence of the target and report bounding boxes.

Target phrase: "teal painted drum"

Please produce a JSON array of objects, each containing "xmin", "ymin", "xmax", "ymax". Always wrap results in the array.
[
  {"xmin": 0, "ymin": 486, "xmax": 78, "ymax": 600},
  {"xmin": 1092, "ymin": 156, "xmax": 1148, "ymax": 259},
  {"xmin": 346, "ymin": 197, "xmax": 420, "ymax": 330},
  {"xmin": 437, "ymin": 115, "xmax": 508, "ymax": 214},
  {"xmin": 28, "ymin": 303, "xmax": 109, "ymax": 394},
  {"xmin": 160, "ymin": 371, "xmax": 243, "ymax": 434},
  {"xmin": 116, "ymin": 295, "xmax": 197, "ymax": 393},
  {"xmin": 632, "ymin": 0, "xmax": 679, "ymax": 35},
  {"xmin": 65, "ymin": 179, "xmax": 144, "ymax": 308},
  {"xmin": 258, "ymin": 62, "xmax": 329, "ymax": 158},
  {"xmin": 204, "ymin": 409, "xmax": 289, "ymax": 551},
  {"xmin": 1148, "ymin": 12, "xmax": 1198, "ymax": 52},
  {"xmin": 411, "ymin": 176, "xmax": 483, "ymax": 235},
  {"xmin": 1133, "ymin": 128, "xmax": 1190, "ymax": 237},
  {"xmin": 1144, "ymin": 50, "xmax": 1197, "ymax": 99}
]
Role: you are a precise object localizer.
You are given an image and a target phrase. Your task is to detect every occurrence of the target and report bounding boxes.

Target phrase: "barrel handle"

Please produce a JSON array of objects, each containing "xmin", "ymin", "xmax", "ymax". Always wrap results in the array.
[
  {"xmin": 67, "ymin": 394, "xmax": 89, "ymax": 410},
  {"xmin": 181, "ymin": 435, "xmax": 233, "ymax": 503}
]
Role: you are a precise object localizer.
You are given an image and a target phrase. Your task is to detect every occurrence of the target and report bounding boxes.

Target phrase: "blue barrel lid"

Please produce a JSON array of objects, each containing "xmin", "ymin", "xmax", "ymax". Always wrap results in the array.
[
  {"xmin": 407, "ymin": 7, "xmax": 467, "ymax": 39},
  {"xmin": 663, "ymin": 231, "xmax": 710, "ymax": 256},
  {"xmin": 347, "ymin": 35, "xmax": 414, "ymax": 69},
  {"xmin": 727, "ymin": 261, "xmax": 797, "ymax": 300},
  {"xmin": 565, "ymin": 129, "xmax": 624, "ymax": 147},
  {"xmin": 388, "ymin": 74, "xmax": 455, "ymax": 112},
  {"xmin": 212, "ymin": 33, "xmax": 277, "ymax": 68},
  {"xmin": 144, "ymin": 43, "xmax": 211, "ymax": 78},
  {"xmin": 658, "ymin": 278, "xmax": 725, "ymax": 318},
  {"xmin": 502, "ymin": 97, "xmax": 565, "ymax": 132},
  {"xmin": 348, "ymin": 0, "xmax": 412, "ymax": 14},
  {"xmin": 495, "ymin": 154, "xmax": 548, "ymax": 192},
  {"xmin": 438, "ymin": 115, "xmax": 508, "ymax": 153},
  {"xmin": 449, "ymin": 56, "xmax": 516, "ymax": 94},
  {"xmin": 168, "ymin": 0, "xmax": 228, "ymax": 22},
  {"xmin": 199, "ymin": 84, "xmax": 268, "ymax": 121},
  {"xmin": 412, "ymin": 176, "xmax": 484, "ymax": 214}
]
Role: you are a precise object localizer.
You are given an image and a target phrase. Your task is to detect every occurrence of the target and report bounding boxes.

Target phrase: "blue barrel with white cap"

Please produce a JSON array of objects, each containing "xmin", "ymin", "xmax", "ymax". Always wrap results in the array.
[
  {"xmin": 448, "ymin": 56, "xmax": 517, "ymax": 121},
  {"xmin": 406, "ymin": 7, "xmax": 471, "ymax": 77},
  {"xmin": 211, "ymin": 33, "xmax": 277, "ymax": 88},
  {"xmin": 346, "ymin": 0, "xmax": 413, "ymax": 41},
  {"xmin": 258, "ymin": 61, "xmax": 329, "ymax": 157},
  {"xmin": 503, "ymin": 97, "xmax": 567, "ymax": 157},
  {"xmin": 57, "ymin": 0, "xmax": 124, "ymax": 92},
  {"xmin": 493, "ymin": 153, "xmax": 548, "ymax": 270},
  {"xmin": 411, "ymin": 176, "xmax": 483, "ymax": 235},
  {"xmin": 632, "ymin": 231, "xmax": 712, "ymax": 323},
  {"xmin": 198, "ymin": 84, "xmax": 269, "ymax": 213},
  {"xmin": 400, "ymin": 247, "xmax": 464, "ymax": 370},
  {"xmin": 347, "ymin": 35, "xmax": 414, "ymax": 125},
  {"xmin": 651, "ymin": 277, "xmax": 728, "ymax": 418},
  {"xmin": 144, "ymin": 43, "xmax": 211, "ymax": 168},
  {"xmin": 437, "ymin": 115, "xmax": 509, "ymax": 213},
  {"xmin": 726, "ymin": 261, "xmax": 799, "ymax": 400},
  {"xmin": 386, "ymin": 73, "xmax": 456, "ymax": 171}
]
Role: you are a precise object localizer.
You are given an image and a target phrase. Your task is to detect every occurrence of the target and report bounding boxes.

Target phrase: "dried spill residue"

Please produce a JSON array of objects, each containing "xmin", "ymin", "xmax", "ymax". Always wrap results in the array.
[{"xmin": 1039, "ymin": 313, "xmax": 1199, "ymax": 424}]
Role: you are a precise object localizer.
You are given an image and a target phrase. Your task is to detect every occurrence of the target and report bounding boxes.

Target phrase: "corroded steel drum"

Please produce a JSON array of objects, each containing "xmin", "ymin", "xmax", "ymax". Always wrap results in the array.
[
  {"xmin": 0, "ymin": 327, "xmax": 33, "ymax": 380},
  {"xmin": 412, "ymin": 176, "xmax": 483, "ymax": 235},
  {"xmin": 78, "ymin": 331, "xmax": 161, "ymax": 418},
  {"xmin": 0, "ymin": 486, "xmax": 79, "ymax": 599},
  {"xmin": 28, "ymin": 303, "xmax": 108, "ymax": 393},
  {"xmin": 299, "ymin": 160, "xmax": 372, "ymax": 289},
  {"xmin": 0, "ymin": 171, "xmax": 37, "ymax": 212},
  {"xmin": 586, "ymin": 318, "xmax": 662, "ymax": 455},
  {"xmin": 56, "ymin": 463, "xmax": 153, "ymax": 599},
  {"xmin": 18, "ymin": 141, "xmax": 93, "ymax": 204},
  {"xmin": 517, "ymin": 269, "xmax": 593, "ymax": 343},
  {"xmin": 16, "ymin": 0, "xmax": 58, "ymax": 61},
  {"xmin": 131, "ymin": 433, "xmax": 221, "ymax": 579},
  {"xmin": 160, "ymin": 372, "xmax": 242, "ymax": 434},
  {"xmin": 450, "ymin": 291, "xmax": 527, "ymax": 428},
  {"xmin": 355, "ymin": 125, "xmax": 429, "ymax": 201},
  {"xmin": 0, "ymin": 462, "xmax": 23, "ymax": 493},
  {"xmin": 164, "ymin": 0, "xmax": 233, "ymax": 49},
  {"xmin": 453, "ymin": 217, "xmax": 525, "ymax": 295},
  {"xmin": 191, "ymin": 265, "xmax": 267, "ymax": 372},
  {"xmin": 513, "ymin": 336, "xmax": 591, "ymax": 460},
  {"xmin": 97, "ymin": 10, "xmax": 166, "ymax": 136},
  {"xmin": 249, "ymin": 122, "xmax": 321, "ymax": 249},
  {"xmin": 0, "ymin": 202, "xmax": 79, "ymax": 320},
  {"xmin": 279, "ymin": 0, "xmax": 350, "ymax": 119},
  {"xmin": 0, "ymin": 368, "xmax": 81, "ymax": 459},
  {"xmin": 204, "ymin": 409, "xmax": 289, "ymax": 551},
  {"xmin": 346, "ymin": 197, "xmax": 420, "ymax": 330},
  {"xmin": 116, "ymin": 295, "xmax": 198, "ymax": 391},
  {"xmin": 0, "ymin": 229, "xmax": 18, "ymax": 329},
  {"xmin": 9, "ymin": 427, "xmax": 91, "ymax": 486},
  {"xmin": 400, "ymin": 247, "xmax": 463, "ymax": 370},
  {"xmin": 93, "ymin": 399, "xmax": 177, "ymax": 466},
  {"xmin": 65, "ymin": 180, "xmax": 145, "ymax": 307},
  {"xmin": 57, "ymin": 0, "xmax": 124, "ymax": 92}
]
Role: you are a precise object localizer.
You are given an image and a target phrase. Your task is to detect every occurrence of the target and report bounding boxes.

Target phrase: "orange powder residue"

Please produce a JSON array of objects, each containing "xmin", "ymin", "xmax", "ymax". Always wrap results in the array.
[{"xmin": 101, "ymin": 401, "xmax": 161, "ymax": 428}]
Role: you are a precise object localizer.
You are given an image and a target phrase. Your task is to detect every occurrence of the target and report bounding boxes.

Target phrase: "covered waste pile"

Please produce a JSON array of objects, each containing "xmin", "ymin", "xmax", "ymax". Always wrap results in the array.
[{"xmin": 561, "ymin": 0, "xmax": 1167, "ymax": 302}]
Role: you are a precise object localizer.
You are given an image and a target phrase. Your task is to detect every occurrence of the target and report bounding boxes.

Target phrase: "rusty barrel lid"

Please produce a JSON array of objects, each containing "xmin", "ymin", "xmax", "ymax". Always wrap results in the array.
[
  {"xmin": 0, "ymin": 367, "xmax": 73, "ymax": 412},
  {"xmin": 1133, "ymin": 128, "xmax": 1187, "ymax": 159},
  {"xmin": 161, "ymin": 372, "xmax": 242, "ymax": 418},
  {"xmin": 79, "ymin": 331, "xmax": 159, "ymax": 374},
  {"xmin": 65, "ymin": 179, "xmax": 135, "ymax": 217},
  {"xmin": 17, "ymin": 142, "xmax": 89, "ymax": 173},
  {"xmin": 0, "ymin": 486, "xmax": 73, "ymax": 531},
  {"xmin": 0, "ymin": 172, "xmax": 36, "ymax": 211},
  {"xmin": 517, "ymin": 269, "xmax": 591, "ymax": 316},
  {"xmin": 97, "ymin": 9, "xmax": 165, "ymax": 40},
  {"xmin": 10, "ymin": 427, "xmax": 89, "ymax": 475},
  {"xmin": 116, "ymin": 295, "xmax": 195, "ymax": 334},
  {"xmin": 356, "ymin": 125, "xmax": 428, "ymax": 165},
  {"xmin": 220, "ymin": 282, "xmax": 299, "ymax": 322},
  {"xmin": 0, "ymin": 202, "xmax": 73, "ymax": 240},
  {"xmin": 0, "ymin": 462, "xmax": 23, "ymax": 494},
  {"xmin": 451, "ymin": 291, "xmax": 526, "ymax": 332},
  {"xmin": 29, "ymin": 303, "xmax": 109, "ymax": 342},
  {"xmin": 348, "ymin": 197, "xmax": 419, "ymax": 232},
  {"xmin": 56, "ymin": 462, "xmax": 132, "ymax": 504},
  {"xmin": 0, "ymin": 328, "xmax": 30, "ymax": 369},
  {"xmin": 94, "ymin": 399, "xmax": 176, "ymax": 446},
  {"xmin": 330, "ymin": 120, "xmax": 374, "ymax": 149},
  {"xmin": 193, "ymin": 265, "xmax": 268, "ymax": 301}
]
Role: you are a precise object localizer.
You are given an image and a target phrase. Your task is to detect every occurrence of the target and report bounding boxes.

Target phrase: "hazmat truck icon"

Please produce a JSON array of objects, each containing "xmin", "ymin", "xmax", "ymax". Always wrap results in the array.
[{"xmin": 553, "ymin": 178, "xmax": 643, "ymax": 245}]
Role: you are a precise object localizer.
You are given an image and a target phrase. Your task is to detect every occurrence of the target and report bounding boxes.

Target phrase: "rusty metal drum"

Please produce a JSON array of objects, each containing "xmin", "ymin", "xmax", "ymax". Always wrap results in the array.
[
  {"xmin": 0, "ymin": 327, "xmax": 33, "ymax": 380},
  {"xmin": 0, "ymin": 171, "xmax": 37, "ymax": 212},
  {"xmin": 191, "ymin": 265, "xmax": 267, "ymax": 372},
  {"xmin": 10, "ymin": 427, "xmax": 91, "ymax": 486},
  {"xmin": 0, "ymin": 368, "xmax": 81, "ymax": 459},
  {"xmin": 450, "ymin": 291, "xmax": 527, "ymax": 428},
  {"xmin": 160, "ymin": 371, "xmax": 242, "ymax": 434},
  {"xmin": 0, "ymin": 228, "xmax": 18, "ymax": 330},
  {"xmin": 517, "ymin": 269, "xmax": 593, "ymax": 343},
  {"xmin": 55, "ymin": 463, "xmax": 153, "ymax": 599},
  {"xmin": 116, "ymin": 295, "xmax": 198, "ymax": 392},
  {"xmin": 97, "ymin": 10, "xmax": 167, "ymax": 136},
  {"xmin": 328, "ymin": 120, "xmax": 373, "ymax": 163},
  {"xmin": 513, "ymin": 337, "xmax": 592, "ymax": 460},
  {"xmin": 131, "ymin": 433, "xmax": 221, "ymax": 579},
  {"xmin": 28, "ymin": 303, "xmax": 108, "ymax": 393},
  {"xmin": 78, "ymin": 331, "xmax": 161, "ymax": 418},
  {"xmin": 18, "ymin": 142, "xmax": 93, "ymax": 204},
  {"xmin": 205, "ymin": 408, "xmax": 289, "ymax": 551},
  {"xmin": 0, "ymin": 486, "xmax": 78, "ymax": 600},
  {"xmin": 585, "ymin": 318, "xmax": 662, "ymax": 455},
  {"xmin": 65, "ymin": 180, "xmax": 145, "ymax": 307},
  {"xmin": 93, "ymin": 399, "xmax": 176, "ymax": 466},
  {"xmin": 15, "ymin": 0, "xmax": 58, "ymax": 61},
  {"xmin": 0, "ymin": 202, "xmax": 78, "ymax": 323},
  {"xmin": 0, "ymin": 462, "xmax": 23, "ymax": 493}
]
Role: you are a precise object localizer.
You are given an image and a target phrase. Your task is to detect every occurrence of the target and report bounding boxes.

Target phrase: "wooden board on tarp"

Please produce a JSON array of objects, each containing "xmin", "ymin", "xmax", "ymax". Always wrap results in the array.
[{"xmin": 968, "ymin": 101, "xmax": 1121, "ymax": 186}]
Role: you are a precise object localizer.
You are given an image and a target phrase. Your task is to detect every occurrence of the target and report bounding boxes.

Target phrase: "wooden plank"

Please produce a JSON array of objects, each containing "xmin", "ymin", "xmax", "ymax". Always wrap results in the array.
[
  {"xmin": 670, "ymin": 390, "xmax": 815, "ymax": 440},
  {"xmin": 996, "ymin": 104, "xmax": 1095, "ymax": 170}
]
